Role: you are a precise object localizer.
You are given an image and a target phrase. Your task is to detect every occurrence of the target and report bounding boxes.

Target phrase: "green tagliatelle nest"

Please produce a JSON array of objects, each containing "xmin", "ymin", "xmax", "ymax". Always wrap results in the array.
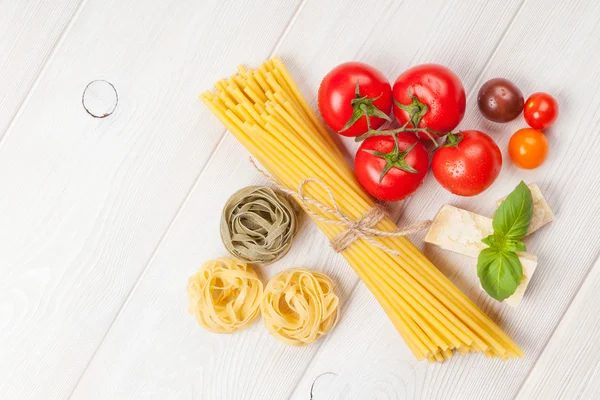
[{"xmin": 220, "ymin": 186, "xmax": 298, "ymax": 265}]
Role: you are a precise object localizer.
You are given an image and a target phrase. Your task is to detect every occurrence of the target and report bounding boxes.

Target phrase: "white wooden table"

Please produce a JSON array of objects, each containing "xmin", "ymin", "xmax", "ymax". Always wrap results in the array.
[{"xmin": 1, "ymin": 0, "xmax": 599, "ymax": 399}]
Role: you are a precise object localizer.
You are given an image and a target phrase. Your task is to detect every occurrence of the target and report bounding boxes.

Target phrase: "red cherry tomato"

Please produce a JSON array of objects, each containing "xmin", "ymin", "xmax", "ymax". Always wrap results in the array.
[
  {"xmin": 524, "ymin": 92, "xmax": 558, "ymax": 129},
  {"xmin": 318, "ymin": 62, "xmax": 392, "ymax": 137},
  {"xmin": 355, "ymin": 132, "xmax": 428, "ymax": 201},
  {"xmin": 432, "ymin": 130, "xmax": 502, "ymax": 196},
  {"xmin": 508, "ymin": 128, "xmax": 549, "ymax": 169},
  {"xmin": 393, "ymin": 64, "xmax": 466, "ymax": 133}
]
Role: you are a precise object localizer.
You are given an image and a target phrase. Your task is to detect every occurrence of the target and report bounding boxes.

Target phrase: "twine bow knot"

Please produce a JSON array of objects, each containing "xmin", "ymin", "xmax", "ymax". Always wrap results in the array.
[
  {"xmin": 250, "ymin": 158, "xmax": 432, "ymax": 256},
  {"xmin": 329, "ymin": 204, "xmax": 388, "ymax": 253}
]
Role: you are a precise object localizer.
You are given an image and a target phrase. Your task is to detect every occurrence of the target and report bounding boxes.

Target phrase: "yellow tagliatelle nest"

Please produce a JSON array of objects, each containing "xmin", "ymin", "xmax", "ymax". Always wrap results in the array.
[
  {"xmin": 261, "ymin": 268, "xmax": 339, "ymax": 346},
  {"xmin": 187, "ymin": 258, "xmax": 263, "ymax": 333}
]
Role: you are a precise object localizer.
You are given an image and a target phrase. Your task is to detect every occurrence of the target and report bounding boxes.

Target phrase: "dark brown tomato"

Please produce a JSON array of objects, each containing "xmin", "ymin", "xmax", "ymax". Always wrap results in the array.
[{"xmin": 477, "ymin": 78, "xmax": 524, "ymax": 123}]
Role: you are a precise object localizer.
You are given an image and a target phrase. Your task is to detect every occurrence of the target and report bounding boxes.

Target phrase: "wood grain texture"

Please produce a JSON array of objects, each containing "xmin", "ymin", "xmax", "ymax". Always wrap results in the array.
[
  {"xmin": 69, "ymin": 1, "xmax": 537, "ymax": 399},
  {"xmin": 3, "ymin": 0, "xmax": 600, "ymax": 399},
  {"xmin": 0, "ymin": 0, "xmax": 82, "ymax": 139},
  {"xmin": 294, "ymin": 283, "xmax": 426, "ymax": 400},
  {"xmin": 294, "ymin": 0, "xmax": 600, "ymax": 398},
  {"xmin": 0, "ymin": 0, "xmax": 300, "ymax": 398},
  {"xmin": 515, "ymin": 257, "xmax": 600, "ymax": 400}
]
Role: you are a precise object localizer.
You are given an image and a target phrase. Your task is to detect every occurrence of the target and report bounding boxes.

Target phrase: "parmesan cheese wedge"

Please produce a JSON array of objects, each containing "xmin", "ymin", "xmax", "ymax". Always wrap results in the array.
[
  {"xmin": 425, "ymin": 205, "xmax": 493, "ymax": 258},
  {"xmin": 424, "ymin": 205, "xmax": 539, "ymax": 307}
]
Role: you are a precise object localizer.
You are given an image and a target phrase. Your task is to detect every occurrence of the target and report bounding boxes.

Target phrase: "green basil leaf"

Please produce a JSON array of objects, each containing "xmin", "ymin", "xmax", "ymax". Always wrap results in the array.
[
  {"xmin": 493, "ymin": 181, "xmax": 533, "ymax": 241},
  {"xmin": 481, "ymin": 234, "xmax": 502, "ymax": 249},
  {"xmin": 504, "ymin": 239, "xmax": 526, "ymax": 253},
  {"xmin": 477, "ymin": 248, "xmax": 523, "ymax": 301}
]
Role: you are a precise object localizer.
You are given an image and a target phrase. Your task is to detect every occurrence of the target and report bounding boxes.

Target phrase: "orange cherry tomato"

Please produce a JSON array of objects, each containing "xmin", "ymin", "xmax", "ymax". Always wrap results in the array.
[
  {"xmin": 508, "ymin": 128, "xmax": 549, "ymax": 169},
  {"xmin": 524, "ymin": 92, "xmax": 558, "ymax": 130}
]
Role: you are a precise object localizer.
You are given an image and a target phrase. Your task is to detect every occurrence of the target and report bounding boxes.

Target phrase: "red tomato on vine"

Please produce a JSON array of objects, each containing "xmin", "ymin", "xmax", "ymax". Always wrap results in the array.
[
  {"xmin": 319, "ymin": 62, "xmax": 392, "ymax": 137},
  {"xmin": 393, "ymin": 64, "xmax": 466, "ymax": 134},
  {"xmin": 354, "ymin": 132, "xmax": 428, "ymax": 201},
  {"xmin": 432, "ymin": 130, "xmax": 502, "ymax": 197}
]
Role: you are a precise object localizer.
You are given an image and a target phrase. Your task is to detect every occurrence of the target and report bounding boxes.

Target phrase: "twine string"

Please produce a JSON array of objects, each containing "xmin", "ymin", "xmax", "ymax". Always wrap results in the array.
[{"xmin": 249, "ymin": 158, "xmax": 432, "ymax": 256}]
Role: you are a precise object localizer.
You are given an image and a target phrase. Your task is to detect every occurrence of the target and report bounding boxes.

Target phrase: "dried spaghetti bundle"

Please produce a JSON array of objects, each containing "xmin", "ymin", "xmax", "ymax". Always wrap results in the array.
[{"xmin": 200, "ymin": 57, "xmax": 523, "ymax": 362}]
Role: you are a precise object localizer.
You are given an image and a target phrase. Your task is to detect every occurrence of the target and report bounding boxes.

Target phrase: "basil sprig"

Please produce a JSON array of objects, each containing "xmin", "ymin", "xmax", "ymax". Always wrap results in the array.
[{"xmin": 477, "ymin": 182, "xmax": 533, "ymax": 302}]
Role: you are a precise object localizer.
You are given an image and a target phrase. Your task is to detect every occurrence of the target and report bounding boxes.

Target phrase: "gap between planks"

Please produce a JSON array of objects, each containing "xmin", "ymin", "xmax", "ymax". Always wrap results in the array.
[
  {"xmin": 0, "ymin": 0, "xmax": 89, "ymax": 147},
  {"xmin": 65, "ymin": 0, "xmax": 309, "ymax": 398}
]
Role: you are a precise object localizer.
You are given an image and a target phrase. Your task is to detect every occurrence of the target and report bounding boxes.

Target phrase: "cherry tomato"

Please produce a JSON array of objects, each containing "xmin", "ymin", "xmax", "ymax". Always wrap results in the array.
[
  {"xmin": 508, "ymin": 128, "xmax": 549, "ymax": 169},
  {"xmin": 355, "ymin": 132, "xmax": 428, "ymax": 201},
  {"xmin": 393, "ymin": 64, "xmax": 466, "ymax": 133},
  {"xmin": 524, "ymin": 92, "xmax": 558, "ymax": 129},
  {"xmin": 432, "ymin": 130, "xmax": 502, "ymax": 196},
  {"xmin": 318, "ymin": 62, "xmax": 392, "ymax": 137},
  {"xmin": 477, "ymin": 78, "xmax": 524, "ymax": 123}
]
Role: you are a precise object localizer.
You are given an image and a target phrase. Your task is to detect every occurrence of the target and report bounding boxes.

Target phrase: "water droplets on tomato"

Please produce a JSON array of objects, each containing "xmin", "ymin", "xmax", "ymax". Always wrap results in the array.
[
  {"xmin": 444, "ymin": 160, "xmax": 465, "ymax": 178},
  {"xmin": 465, "ymin": 146, "xmax": 482, "ymax": 158}
]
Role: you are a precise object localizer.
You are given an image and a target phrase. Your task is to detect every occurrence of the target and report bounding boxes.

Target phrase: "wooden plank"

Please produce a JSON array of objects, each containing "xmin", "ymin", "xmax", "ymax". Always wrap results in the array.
[
  {"xmin": 292, "ymin": 0, "xmax": 600, "ymax": 398},
  {"xmin": 0, "ymin": 0, "xmax": 82, "ymax": 139},
  {"xmin": 515, "ymin": 256, "xmax": 600, "ymax": 400},
  {"xmin": 0, "ymin": 0, "xmax": 300, "ymax": 398},
  {"xmin": 68, "ymin": 1, "xmax": 526, "ymax": 399}
]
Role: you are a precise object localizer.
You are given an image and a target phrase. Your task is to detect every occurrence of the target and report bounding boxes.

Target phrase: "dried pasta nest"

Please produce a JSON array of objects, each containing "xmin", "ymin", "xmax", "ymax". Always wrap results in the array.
[
  {"xmin": 187, "ymin": 258, "xmax": 263, "ymax": 333},
  {"xmin": 220, "ymin": 186, "xmax": 298, "ymax": 265},
  {"xmin": 261, "ymin": 268, "xmax": 339, "ymax": 346}
]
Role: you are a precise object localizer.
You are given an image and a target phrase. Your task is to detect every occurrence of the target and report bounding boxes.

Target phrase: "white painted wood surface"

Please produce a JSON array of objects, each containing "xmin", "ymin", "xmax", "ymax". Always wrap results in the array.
[
  {"xmin": 516, "ymin": 257, "xmax": 600, "ymax": 400},
  {"xmin": 0, "ymin": 0, "xmax": 301, "ymax": 398},
  {"xmin": 0, "ymin": 0, "xmax": 82, "ymax": 138},
  {"xmin": 1, "ymin": 0, "xmax": 599, "ymax": 399}
]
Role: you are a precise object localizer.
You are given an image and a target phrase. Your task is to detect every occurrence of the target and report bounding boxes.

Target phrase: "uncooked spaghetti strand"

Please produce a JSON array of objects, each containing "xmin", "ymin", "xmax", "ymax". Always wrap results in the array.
[
  {"xmin": 269, "ymin": 97, "xmax": 365, "ymax": 189},
  {"xmin": 382, "ymin": 239, "xmax": 521, "ymax": 355},
  {"xmin": 271, "ymin": 57, "xmax": 332, "ymax": 138},
  {"xmin": 251, "ymin": 120, "xmax": 368, "ymax": 220},
  {"xmin": 344, "ymin": 248, "xmax": 438, "ymax": 356},
  {"xmin": 264, "ymin": 111, "xmax": 365, "ymax": 203},
  {"xmin": 225, "ymin": 87, "xmax": 354, "ymax": 208},
  {"xmin": 322, "ymin": 224, "xmax": 471, "ymax": 350}
]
